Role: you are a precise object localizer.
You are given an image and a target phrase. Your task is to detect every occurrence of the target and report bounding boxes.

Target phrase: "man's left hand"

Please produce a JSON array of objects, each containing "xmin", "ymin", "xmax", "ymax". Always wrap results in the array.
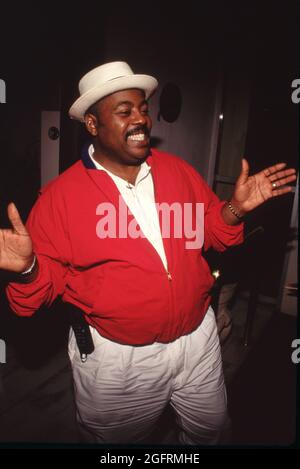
[{"xmin": 231, "ymin": 158, "xmax": 297, "ymax": 216}]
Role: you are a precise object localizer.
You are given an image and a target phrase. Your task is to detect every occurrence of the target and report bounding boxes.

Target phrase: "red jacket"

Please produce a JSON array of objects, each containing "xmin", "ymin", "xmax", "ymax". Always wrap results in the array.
[{"xmin": 6, "ymin": 148, "xmax": 243, "ymax": 345}]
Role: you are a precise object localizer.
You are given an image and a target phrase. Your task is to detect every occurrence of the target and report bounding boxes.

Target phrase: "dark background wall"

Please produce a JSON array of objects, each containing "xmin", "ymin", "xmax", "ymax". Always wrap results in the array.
[{"xmin": 0, "ymin": 0, "xmax": 298, "ymax": 299}]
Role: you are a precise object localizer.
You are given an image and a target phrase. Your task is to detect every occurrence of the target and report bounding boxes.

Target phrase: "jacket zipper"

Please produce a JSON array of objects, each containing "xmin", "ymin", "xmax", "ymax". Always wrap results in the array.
[
  {"xmin": 145, "ymin": 171, "xmax": 174, "ymax": 327},
  {"xmin": 164, "ymin": 261, "xmax": 175, "ymax": 340},
  {"xmin": 166, "ymin": 269, "xmax": 172, "ymax": 281}
]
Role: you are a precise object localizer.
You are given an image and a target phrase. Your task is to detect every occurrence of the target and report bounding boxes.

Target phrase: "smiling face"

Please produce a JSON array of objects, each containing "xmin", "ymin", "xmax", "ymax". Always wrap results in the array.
[{"xmin": 84, "ymin": 89, "xmax": 152, "ymax": 167}]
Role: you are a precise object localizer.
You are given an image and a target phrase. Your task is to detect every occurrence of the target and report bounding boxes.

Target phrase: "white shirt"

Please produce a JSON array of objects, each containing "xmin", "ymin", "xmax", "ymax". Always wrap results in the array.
[{"xmin": 89, "ymin": 145, "xmax": 168, "ymax": 270}]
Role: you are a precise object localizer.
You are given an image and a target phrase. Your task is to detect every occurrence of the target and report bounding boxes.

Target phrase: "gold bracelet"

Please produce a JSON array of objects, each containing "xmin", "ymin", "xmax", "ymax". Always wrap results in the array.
[{"xmin": 227, "ymin": 201, "xmax": 243, "ymax": 220}]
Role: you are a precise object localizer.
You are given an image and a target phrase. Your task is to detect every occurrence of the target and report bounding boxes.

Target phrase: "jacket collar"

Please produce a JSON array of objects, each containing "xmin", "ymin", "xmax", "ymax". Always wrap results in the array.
[{"xmin": 81, "ymin": 141, "xmax": 97, "ymax": 169}]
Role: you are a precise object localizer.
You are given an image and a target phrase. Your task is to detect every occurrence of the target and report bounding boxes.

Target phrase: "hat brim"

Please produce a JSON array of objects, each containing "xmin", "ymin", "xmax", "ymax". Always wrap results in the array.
[{"xmin": 69, "ymin": 74, "xmax": 158, "ymax": 122}]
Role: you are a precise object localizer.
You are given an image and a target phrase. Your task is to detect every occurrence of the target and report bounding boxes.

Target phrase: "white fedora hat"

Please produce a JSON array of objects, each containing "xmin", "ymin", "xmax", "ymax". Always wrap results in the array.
[{"xmin": 69, "ymin": 61, "xmax": 158, "ymax": 122}]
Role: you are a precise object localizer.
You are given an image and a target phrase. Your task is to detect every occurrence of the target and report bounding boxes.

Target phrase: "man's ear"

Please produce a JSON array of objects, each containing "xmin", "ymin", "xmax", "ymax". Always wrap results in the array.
[{"xmin": 84, "ymin": 113, "xmax": 98, "ymax": 136}]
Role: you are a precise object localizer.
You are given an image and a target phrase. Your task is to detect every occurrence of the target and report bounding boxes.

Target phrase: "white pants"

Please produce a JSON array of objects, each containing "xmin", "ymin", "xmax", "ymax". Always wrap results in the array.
[{"xmin": 68, "ymin": 306, "xmax": 229, "ymax": 445}]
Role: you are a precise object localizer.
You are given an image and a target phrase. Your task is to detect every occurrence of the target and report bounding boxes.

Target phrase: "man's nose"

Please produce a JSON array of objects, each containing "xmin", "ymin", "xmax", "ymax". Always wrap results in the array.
[{"xmin": 131, "ymin": 109, "xmax": 147, "ymax": 124}]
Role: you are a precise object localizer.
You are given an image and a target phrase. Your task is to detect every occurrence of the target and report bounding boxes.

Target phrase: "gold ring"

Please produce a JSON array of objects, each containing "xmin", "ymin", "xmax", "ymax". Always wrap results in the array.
[{"xmin": 272, "ymin": 182, "xmax": 277, "ymax": 188}]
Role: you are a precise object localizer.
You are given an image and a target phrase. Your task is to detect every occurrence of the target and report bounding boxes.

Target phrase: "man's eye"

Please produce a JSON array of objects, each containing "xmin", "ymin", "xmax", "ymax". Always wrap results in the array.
[
  {"xmin": 141, "ymin": 108, "xmax": 149, "ymax": 115},
  {"xmin": 118, "ymin": 110, "xmax": 131, "ymax": 116}
]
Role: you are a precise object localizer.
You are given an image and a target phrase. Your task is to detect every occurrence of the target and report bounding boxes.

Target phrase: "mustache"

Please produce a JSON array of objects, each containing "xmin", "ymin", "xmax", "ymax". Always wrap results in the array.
[{"xmin": 125, "ymin": 125, "xmax": 150, "ymax": 139}]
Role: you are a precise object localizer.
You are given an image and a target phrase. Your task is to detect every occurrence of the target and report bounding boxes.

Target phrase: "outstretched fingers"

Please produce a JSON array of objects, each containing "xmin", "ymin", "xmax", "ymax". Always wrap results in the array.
[
  {"xmin": 7, "ymin": 203, "xmax": 28, "ymax": 235},
  {"xmin": 272, "ymin": 186, "xmax": 295, "ymax": 197},
  {"xmin": 236, "ymin": 158, "xmax": 250, "ymax": 185},
  {"xmin": 262, "ymin": 163, "xmax": 297, "ymax": 196},
  {"xmin": 270, "ymin": 172, "xmax": 297, "ymax": 193},
  {"xmin": 263, "ymin": 162, "xmax": 287, "ymax": 177},
  {"xmin": 268, "ymin": 168, "xmax": 296, "ymax": 183}
]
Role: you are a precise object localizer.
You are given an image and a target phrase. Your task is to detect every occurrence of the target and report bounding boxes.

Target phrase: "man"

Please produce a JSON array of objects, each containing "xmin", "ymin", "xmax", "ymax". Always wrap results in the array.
[{"xmin": 0, "ymin": 61, "xmax": 296, "ymax": 445}]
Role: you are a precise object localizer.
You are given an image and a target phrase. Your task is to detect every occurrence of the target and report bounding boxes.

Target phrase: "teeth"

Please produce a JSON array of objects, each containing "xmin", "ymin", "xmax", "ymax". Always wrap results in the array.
[{"xmin": 128, "ymin": 133, "xmax": 146, "ymax": 141}]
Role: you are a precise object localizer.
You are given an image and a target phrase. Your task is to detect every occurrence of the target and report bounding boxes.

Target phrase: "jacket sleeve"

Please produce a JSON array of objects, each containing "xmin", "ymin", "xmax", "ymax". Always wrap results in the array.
[
  {"xmin": 6, "ymin": 187, "xmax": 70, "ymax": 316},
  {"xmin": 203, "ymin": 197, "xmax": 244, "ymax": 252}
]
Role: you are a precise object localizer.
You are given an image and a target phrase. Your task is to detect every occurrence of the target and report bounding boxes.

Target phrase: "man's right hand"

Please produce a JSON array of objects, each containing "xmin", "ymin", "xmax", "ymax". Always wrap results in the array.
[{"xmin": 0, "ymin": 202, "xmax": 34, "ymax": 273}]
